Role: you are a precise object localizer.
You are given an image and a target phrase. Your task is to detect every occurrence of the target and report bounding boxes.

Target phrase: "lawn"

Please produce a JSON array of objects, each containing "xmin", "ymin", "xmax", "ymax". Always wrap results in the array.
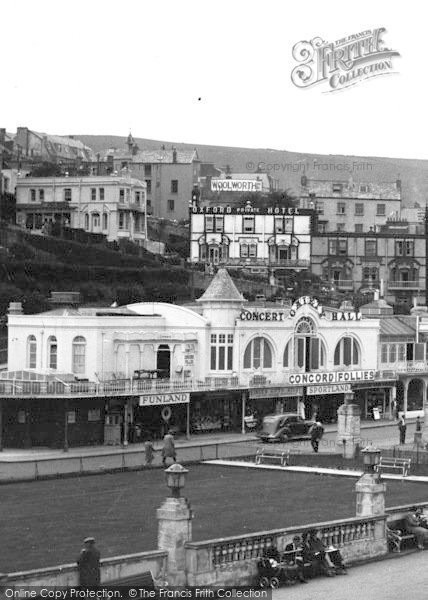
[{"xmin": 2, "ymin": 464, "xmax": 428, "ymax": 573}]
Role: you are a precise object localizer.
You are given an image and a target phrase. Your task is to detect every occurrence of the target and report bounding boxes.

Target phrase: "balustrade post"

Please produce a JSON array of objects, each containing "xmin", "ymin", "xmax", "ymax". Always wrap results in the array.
[{"xmin": 337, "ymin": 392, "xmax": 361, "ymax": 459}]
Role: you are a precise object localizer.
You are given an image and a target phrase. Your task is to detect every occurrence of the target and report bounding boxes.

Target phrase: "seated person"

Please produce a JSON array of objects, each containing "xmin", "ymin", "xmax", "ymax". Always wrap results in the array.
[
  {"xmin": 305, "ymin": 530, "xmax": 336, "ymax": 576},
  {"xmin": 404, "ymin": 509, "xmax": 428, "ymax": 549},
  {"xmin": 415, "ymin": 508, "xmax": 428, "ymax": 529},
  {"xmin": 262, "ymin": 546, "xmax": 280, "ymax": 567},
  {"xmin": 324, "ymin": 545, "xmax": 347, "ymax": 574},
  {"xmin": 283, "ymin": 535, "xmax": 308, "ymax": 583}
]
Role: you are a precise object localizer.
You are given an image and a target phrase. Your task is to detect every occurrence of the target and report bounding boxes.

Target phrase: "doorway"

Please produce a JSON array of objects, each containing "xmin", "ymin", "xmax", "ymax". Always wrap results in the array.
[{"xmin": 157, "ymin": 344, "xmax": 171, "ymax": 378}]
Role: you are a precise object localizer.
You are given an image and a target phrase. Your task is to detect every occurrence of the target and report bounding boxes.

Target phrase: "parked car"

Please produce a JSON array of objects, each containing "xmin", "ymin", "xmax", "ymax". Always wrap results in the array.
[{"xmin": 257, "ymin": 413, "xmax": 315, "ymax": 443}]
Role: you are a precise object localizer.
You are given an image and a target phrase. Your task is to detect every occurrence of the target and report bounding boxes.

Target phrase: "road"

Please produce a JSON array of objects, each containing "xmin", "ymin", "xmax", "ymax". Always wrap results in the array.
[{"xmin": 273, "ymin": 551, "xmax": 428, "ymax": 600}]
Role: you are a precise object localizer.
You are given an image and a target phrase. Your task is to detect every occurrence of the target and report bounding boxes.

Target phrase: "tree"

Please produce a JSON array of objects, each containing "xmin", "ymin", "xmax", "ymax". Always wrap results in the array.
[{"xmin": 238, "ymin": 190, "xmax": 296, "ymax": 209}]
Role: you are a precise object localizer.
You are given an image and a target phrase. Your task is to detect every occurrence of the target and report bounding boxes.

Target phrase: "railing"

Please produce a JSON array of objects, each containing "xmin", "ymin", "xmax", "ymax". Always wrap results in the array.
[
  {"xmin": 0, "ymin": 370, "xmax": 401, "ymax": 398},
  {"xmin": 388, "ymin": 280, "xmax": 420, "ymax": 289},
  {"xmin": 209, "ymin": 518, "xmax": 377, "ymax": 566},
  {"xmin": 217, "ymin": 258, "xmax": 310, "ymax": 269},
  {"xmin": 334, "ymin": 279, "xmax": 354, "ymax": 290},
  {"xmin": 388, "ymin": 360, "xmax": 428, "ymax": 373}
]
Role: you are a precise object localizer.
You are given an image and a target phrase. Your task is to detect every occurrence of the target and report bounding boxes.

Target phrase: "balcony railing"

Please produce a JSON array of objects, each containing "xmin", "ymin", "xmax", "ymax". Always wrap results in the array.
[
  {"xmin": 388, "ymin": 281, "xmax": 420, "ymax": 290},
  {"xmin": 222, "ymin": 258, "xmax": 310, "ymax": 269},
  {"xmin": 387, "ymin": 360, "xmax": 428, "ymax": 373},
  {"xmin": 334, "ymin": 279, "xmax": 354, "ymax": 290}
]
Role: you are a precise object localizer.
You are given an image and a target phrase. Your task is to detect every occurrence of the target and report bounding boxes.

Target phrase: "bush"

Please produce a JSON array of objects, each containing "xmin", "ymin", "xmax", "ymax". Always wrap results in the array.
[{"xmin": 9, "ymin": 243, "xmax": 36, "ymax": 261}]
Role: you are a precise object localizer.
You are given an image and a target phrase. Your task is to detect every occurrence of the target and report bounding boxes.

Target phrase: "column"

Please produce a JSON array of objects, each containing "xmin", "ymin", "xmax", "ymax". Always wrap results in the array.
[
  {"xmin": 423, "ymin": 379, "xmax": 428, "ymax": 435},
  {"xmin": 402, "ymin": 379, "xmax": 409, "ymax": 415},
  {"xmin": 241, "ymin": 391, "xmax": 246, "ymax": 434},
  {"xmin": 336, "ymin": 392, "xmax": 361, "ymax": 459},
  {"xmin": 157, "ymin": 492, "xmax": 192, "ymax": 585},
  {"xmin": 123, "ymin": 399, "xmax": 129, "ymax": 446},
  {"xmin": 0, "ymin": 399, "xmax": 3, "ymax": 452},
  {"xmin": 64, "ymin": 399, "xmax": 69, "ymax": 453},
  {"xmin": 355, "ymin": 474, "xmax": 386, "ymax": 518}
]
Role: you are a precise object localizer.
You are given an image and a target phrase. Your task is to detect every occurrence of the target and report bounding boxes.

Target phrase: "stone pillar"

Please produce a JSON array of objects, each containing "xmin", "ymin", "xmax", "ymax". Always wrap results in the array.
[
  {"xmin": 337, "ymin": 393, "xmax": 361, "ymax": 459},
  {"xmin": 355, "ymin": 473, "xmax": 386, "ymax": 517},
  {"xmin": 157, "ymin": 496, "xmax": 193, "ymax": 585},
  {"xmin": 402, "ymin": 379, "xmax": 409, "ymax": 416}
]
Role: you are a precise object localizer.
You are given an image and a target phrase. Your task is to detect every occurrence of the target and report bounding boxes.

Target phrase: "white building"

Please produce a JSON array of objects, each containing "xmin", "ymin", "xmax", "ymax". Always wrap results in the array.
[
  {"xmin": 190, "ymin": 201, "xmax": 313, "ymax": 273},
  {"xmin": 2, "ymin": 269, "xmax": 419, "ymax": 449},
  {"xmin": 15, "ymin": 175, "xmax": 147, "ymax": 244}
]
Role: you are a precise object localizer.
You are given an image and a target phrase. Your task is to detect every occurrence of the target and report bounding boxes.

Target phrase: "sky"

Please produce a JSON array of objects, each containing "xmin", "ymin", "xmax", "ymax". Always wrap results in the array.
[{"xmin": 1, "ymin": 0, "xmax": 425, "ymax": 159}]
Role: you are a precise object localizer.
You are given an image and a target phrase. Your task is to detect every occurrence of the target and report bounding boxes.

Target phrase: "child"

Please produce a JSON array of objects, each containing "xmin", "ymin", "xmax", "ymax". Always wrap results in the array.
[{"xmin": 144, "ymin": 439, "xmax": 154, "ymax": 466}]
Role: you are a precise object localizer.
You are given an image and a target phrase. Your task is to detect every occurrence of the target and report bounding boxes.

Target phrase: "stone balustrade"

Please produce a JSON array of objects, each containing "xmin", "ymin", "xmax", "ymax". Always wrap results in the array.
[{"xmin": 186, "ymin": 515, "xmax": 387, "ymax": 586}]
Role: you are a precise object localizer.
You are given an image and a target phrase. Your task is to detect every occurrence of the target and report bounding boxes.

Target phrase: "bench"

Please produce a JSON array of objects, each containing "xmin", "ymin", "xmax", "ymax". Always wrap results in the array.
[
  {"xmin": 255, "ymin": 448, "xmax": 289, "ymax": 466},
  {"xmin": 106, "ymin": 570, "xmax": 156, "ymax": 587},
  {"xmin": 374, "ymin": 457, "xmax": 411, "ymax": 477},
  {"xmin": 386, "ymin": 519, "xmax": 416, "ymax": 553}
]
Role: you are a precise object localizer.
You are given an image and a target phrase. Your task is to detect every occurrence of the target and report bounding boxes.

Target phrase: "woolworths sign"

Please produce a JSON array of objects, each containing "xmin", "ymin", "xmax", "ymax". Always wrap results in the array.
[{"xmin": 211, "ymin": 179, "xmax": 263, "ymax": 192}]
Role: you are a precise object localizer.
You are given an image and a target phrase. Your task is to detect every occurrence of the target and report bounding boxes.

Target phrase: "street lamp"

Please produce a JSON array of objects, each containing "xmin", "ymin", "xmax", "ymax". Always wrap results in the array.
[
  {"xmin": 164, "ymin": 463, "xmax": 188, "ymax": 498},
  {"xmin": 361, "ymin": 445, "xmax": 381, "ymax": 475}
]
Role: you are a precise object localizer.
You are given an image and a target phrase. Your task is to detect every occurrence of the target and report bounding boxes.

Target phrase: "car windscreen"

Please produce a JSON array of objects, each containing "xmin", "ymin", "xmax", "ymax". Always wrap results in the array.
[{"xmin": 261, "ymin": 416, "xmax": 280, "ymax": 434}]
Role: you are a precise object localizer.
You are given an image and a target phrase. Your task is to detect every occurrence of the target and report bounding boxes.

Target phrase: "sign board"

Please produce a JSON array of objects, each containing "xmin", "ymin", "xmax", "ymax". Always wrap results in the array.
[
  {"xmin": 307, "ymin": 383, "xmax": 352, "ymax": 396},
  {"xmin": 249, "ymin": 386, "xmax": 303, "ymax": 399},
  {"xmin": 139, "ymin": 393, "xmax": 190, "ymax": 406},
  {"xmin": 211, "ymin": 179, "xmax": 263, "ymax": 192},
  {"xmin": 191, "ymin": 205, "xmax": 306, "ymax": 216},
  {"xmin": 240, "ymin": 309, "xmax": 286, "ymax": 322},
  {"xmin": 372, "ymin": 407, "xmax": 381, "ymax": 420},
  {"xmin": 289, "ymin": 370, "xmax": 375, "ymax": 386}
]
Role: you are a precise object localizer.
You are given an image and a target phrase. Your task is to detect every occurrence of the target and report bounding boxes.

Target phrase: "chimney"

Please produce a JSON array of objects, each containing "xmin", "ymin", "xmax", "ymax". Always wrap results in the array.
[
  {"xmin": 396, "ymin": 178, "xmax": 402, "ymax": 191},
  {"xmin": 8, "ymin": 301, "xmax": 23, "ymax": 314},
  {"xmin": 172, "ymin": 147, "xmax": 177, "ymax": 163}
]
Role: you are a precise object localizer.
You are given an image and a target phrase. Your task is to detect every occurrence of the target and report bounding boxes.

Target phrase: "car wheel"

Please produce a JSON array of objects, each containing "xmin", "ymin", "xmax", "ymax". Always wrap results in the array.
[
  {"xmin": 259, "ymin": 576, "xmax": 270, "ymax": 588},
  {"xmin": 270, "ymin": 577, "xmax": 280, "ymax": 589}
]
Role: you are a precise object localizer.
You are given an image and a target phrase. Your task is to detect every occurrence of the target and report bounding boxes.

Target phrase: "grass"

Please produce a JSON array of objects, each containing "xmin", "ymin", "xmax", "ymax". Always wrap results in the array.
[{"xmin": 2, "ymin": 463, "xmax": 428, "ymax": 573}]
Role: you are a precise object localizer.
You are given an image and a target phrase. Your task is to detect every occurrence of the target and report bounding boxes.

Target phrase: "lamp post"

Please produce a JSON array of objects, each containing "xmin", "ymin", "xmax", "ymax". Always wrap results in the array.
[
  {"xmin": 164, "ymin": 463, "xmax": 189, "ymax": 498},
  {"xmin": 361, "ymin": 445, "xmax": 381, "ymax": 478},
  {"xmin": 157, "ymin": 464, "xmax": 193, "ymax": 585}
]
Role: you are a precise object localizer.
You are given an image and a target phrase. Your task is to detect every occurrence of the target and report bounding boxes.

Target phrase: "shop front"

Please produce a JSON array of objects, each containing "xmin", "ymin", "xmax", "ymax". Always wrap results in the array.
[
  {"xmin": 133, "ymin": 391, "xmax": 190, "ymax": 441},
  {"xmin": 352, "ymin": 382, "xmax": 397, "ymax": 420},
  {"xmin": 305, "ymin": 383, "xmax": 353, "ymax": 423},
  {"xmin": 190, "ymin": 391, "xmax": 242, "ymax": 434},
  {"xmin": 247, "ymin": 386, "xmax": 304, "ymax": 429}
]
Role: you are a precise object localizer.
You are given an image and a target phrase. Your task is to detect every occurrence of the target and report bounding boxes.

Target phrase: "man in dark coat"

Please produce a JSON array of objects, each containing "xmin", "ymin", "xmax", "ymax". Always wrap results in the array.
[
  {"xmin": 77, "ymin": 537, "xmax": 101, "ymax": 587},
  {"xmin": 310, "ymin": 422, "xmax": 324, "ymax": 453},
  {"xmin": 398, "ymin": 415, "xmax": 407, "ymax": 445}
]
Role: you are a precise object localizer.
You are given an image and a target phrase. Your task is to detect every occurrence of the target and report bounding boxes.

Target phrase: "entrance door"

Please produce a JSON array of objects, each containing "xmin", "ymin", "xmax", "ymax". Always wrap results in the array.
[
  {"xmin": 157, "ymin": 345, "xmax": 171, "ymax": 378},
  {"xmin": 29, "ymin": 401, "xmax": 62, "ymax": 447},
  {"xmin": 208, "ymin": 246, "xmax": 220, "ymax": 265}
]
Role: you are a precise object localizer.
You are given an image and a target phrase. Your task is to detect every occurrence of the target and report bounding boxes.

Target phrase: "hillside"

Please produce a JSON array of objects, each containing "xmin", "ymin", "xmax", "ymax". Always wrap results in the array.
[{"xmin": 76, "ymin": 135, "xmax": 428, "ymax": 207}]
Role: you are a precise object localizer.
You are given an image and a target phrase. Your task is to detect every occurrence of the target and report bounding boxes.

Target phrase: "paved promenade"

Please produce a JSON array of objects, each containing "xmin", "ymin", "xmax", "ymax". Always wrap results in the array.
[{"xmin": 273, "ymin": 551, "xmax": 428, "ymax": 600}]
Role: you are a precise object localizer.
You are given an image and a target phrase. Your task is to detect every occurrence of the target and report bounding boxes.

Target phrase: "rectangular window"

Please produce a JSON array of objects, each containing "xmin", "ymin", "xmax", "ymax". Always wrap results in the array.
[
  {"xmin": 355, "ymin": 224, "xmax": 363, "ymax": 233},
  {"xmin": 243, "ymin": 215, "xmax": 255, "ymax": 233},
  {"xmin": 39, "ymin": 189, "xmax": 45, "ymax": 201},
  {"xmin": 332, "ymin": 183, "xmax": 343, "ymax": 193},
  {"xmin": 49, "ymin": 342, "xmax": 57, "ymax": 369},
  {"xmin": 119, "ymin": 189, "xmax": 125, "ymax": 203},
  {"xmin": 205, "ymin": 215, "xmax": 214, "ymax": 232},
  {"xmin": 215, "ymin": 215, "xmax": 224, "ymax": 232},
  {"xmin": 405, "ymin": 240, "xmax": 414, "ymax": 256},
  {"xmin": 119, "ymin": 211, "xmax": 125, "ymax": 230},
  {"xmin": 91, "ymin": 188, "xmax": 96, "ymax": 201},
  {"xmin": 249, "ymin": 244, "xmax": 257, "ymax": 258},
  {"xmin": 171, "ymin": 180, "xmax": 178, "ymax": 193},
  {"xmin": 360, "ymin": 184, "xmax": 370, "ymax": 193},
  {"xmin": 376, "ymin": 204, "xmax": 386, "ymax": 216},
  {"xmin": 381, "ymin": 344, "xmax": 388, "ymax": 363},
  {"xmin": 365, "ymin": 239, "xmax": 377, "ymax": 256},
  {"xmin": 274, "ymin": 217, "xmax": 283, "ymax": 233},
  {"xmin": 126, "ymin": 189, "xmax": 130, "ymax": 202},
  {"xmin": 240, "ymin": 244, "xmax": 249, "ymax": 258},
  {"xmin": 210, "ymin": 333, "xmax": 233, "ymax": 371},
  {"xmin": 144, "ymin": 164, "xmax": 152, "ymax": 177},
  {"xmin": 395, "ymin": 240, "xmax": 403, "ymax": 256},
  {"xmin": 316, "ymin": 201, "xmax": 324, "ymax": 215},
  {"xmin": 88, "ymin": 409, "xmax": 101, "ymax": 422},
  {"xmin": 355, "ymin": 203, "xmax": 364, "ymax": 216},
  {"xmin": 145, "ymin": 179, "xmax": 152, "ymax": 194},
  {"xmin": 318, "ymin": 222, "xmax": 327, "ymax": 233},
  {"xmin": 30, "ymin": 189, "xmax": 36, "ymax": 201},
  {"xmin": 64, "ymin": 188, "xmax": 72, "ymax": 202},
  {"xmin": 337, "ymin": 202, "xmax": 346, "ymax": 214},
  {"xmin": 398, "ymin": 344, "xmax": 406, "ymax": 361},
  {"xmin": 338, "ymin": 239, "xmax": 347, "ymax": 255},
  {"xmin": 336, "ymin": 223, "xmax": 345, "ymax": 232},
  {"xmin": 329, "ymin": 239, "xmax": 347, "ymax": 255},
  {"xmin": 168, "ymin": 199, "xmax": 175, "ymax": 212},
  {"xmin": 135, "ymin": 191, "xmax": 140, "ymax": 205},
  {"xmin": 99, "ymin": 188, "xmax": 105, "ymax": 201},
  {"xmin": 284, "ymin": 218, "xmax": 293, "ymax": 233}
]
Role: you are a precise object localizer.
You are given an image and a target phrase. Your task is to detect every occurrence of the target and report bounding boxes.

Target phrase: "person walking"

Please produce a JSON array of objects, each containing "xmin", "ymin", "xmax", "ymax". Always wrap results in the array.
[
  {"xmin": 144, "ymin": 438, "xmax": 154, "ymax": 466},
  {"xmin": 398, "ymin": 415, "xmax": 407, "ymax": 445},
  {"xmin": 77, "ymin": 537, "xmax": 101, "ymax": 587},
  {"xmin": 310, "ymin": 421, "xmax": 324, "ymax": 453},
  {"xmin": 162, "ymin": 430, "xmax": 176, "ymax": 466}
]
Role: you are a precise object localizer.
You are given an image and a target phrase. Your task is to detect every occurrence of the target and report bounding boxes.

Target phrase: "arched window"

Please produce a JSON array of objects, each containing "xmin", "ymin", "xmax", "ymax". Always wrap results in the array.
[
  {"xmin": 27, "ymin": 335, "xmax": 37, "ymax": 369},
  {"xmin": 84, "ymin": 213, "xmax": 89, "ymax": 230},
  {"xmin": 47, "ymin": 336, "xmax": 57, "ymax": 370},
  {"xmin": 283, "ymin": 340, "xmax": 291, "ymax": 367},
  {"xmin": 334, "ymin": 336, "xmax": 360, "ymax": 367},
  {"xmin": 72, "ymin": 336, "xmax": 86, "ymax": 374},
  {"xmin": 295, "ymin": 317, "xmax": 316, "ymax": 335},
  {"xmin": 92, "ymin": 212, "xmax": 100, "ymax": 228},
  {"xmin": 243, "ymin": 337, "xmax": 272, "ymax": 369},
  {"xmin": 103, "ymin": 212, "xmax": 108, "ymax": 230}
]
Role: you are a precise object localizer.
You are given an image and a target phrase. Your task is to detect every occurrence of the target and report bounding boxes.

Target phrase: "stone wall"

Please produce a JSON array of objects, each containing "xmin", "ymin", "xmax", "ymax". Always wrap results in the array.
[{"xmin": 2, "ymin": 550, "xmax": 168, "ymax": 588}]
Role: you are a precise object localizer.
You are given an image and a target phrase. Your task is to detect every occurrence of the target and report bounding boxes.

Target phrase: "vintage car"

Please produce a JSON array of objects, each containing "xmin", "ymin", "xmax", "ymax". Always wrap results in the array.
[{"xmin": 257, "ymin": 413, "xmax": 315, "ymax": 443}]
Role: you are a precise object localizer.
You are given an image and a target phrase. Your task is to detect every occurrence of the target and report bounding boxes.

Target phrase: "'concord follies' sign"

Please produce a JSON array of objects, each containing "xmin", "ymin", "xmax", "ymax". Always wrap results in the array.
[
  {"xmin": 139, "ymin": 393, "xmax": 190, "ymax": 406},
  {"xmin": 289, "ymin": 370, "xmax": 375, "ymax": 386}
]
